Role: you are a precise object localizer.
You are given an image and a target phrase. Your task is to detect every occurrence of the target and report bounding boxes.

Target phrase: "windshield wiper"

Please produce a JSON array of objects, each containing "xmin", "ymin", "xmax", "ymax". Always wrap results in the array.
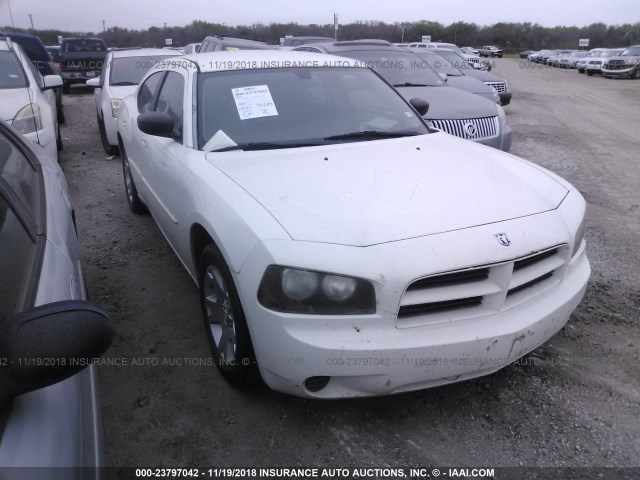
[
  {"xmin": 110, "ymin": 81, "xmax": 138, "ymax": 86},
  {"xmin": 393, "ymin": 83, "xmax": 430, "ymax": 87},
  {"xmin": 209, "ymin": 141, "xmax": 324, "ymax": 152},
  {"xmin": 324, "ymin": 130, "xmax": 420, "ymax": 141}
]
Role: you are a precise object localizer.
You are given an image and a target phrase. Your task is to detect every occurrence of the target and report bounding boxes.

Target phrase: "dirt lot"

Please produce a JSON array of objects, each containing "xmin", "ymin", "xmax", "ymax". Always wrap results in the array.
[{"xmin": 58, "ymin": 60, "xmax": 639, "ymax": 477}]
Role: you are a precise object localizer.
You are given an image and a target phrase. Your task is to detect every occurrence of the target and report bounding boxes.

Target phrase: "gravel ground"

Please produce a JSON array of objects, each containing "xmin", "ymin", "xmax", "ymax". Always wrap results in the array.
[{"xmin": 58, "ymin": 59, "xmax": 639, "ymax": 479}]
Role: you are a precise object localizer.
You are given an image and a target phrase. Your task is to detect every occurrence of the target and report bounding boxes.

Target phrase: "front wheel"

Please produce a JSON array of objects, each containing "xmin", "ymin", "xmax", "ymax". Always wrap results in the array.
[
  {"xmin": 634, "ymin": 68, "xmax": 640, "ymax": 79},
  {"xmin": 120, "ymin": 141, "xmax": 148, "ymax": 214},
  {"xmin": 199, "ymin": 244, "xmax": 259, "ymax": 386},
  {"xmin": 98, "ymin": 114, "xmax": 119, "ymax": 155}
]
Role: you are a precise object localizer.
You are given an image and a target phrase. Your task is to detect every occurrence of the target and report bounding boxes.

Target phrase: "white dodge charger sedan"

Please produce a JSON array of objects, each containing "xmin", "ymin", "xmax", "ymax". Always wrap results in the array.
[{"xmin": 117, "ymin": 51, "xmax": 590, "ymax": 398}]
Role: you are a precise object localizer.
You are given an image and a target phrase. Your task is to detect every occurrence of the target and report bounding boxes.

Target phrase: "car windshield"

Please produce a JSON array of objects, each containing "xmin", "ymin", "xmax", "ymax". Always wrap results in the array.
[
  {"xmin": 110, "ymin": 55, "xmax": 178, "ymax": 85},
  {"xmin": 0, "ymin": 51, "xmax": 28, "ymax": 89},
  {"xmin": 412, "ymin": 52, "xmax": 462, "ymax": 76},
  {"xmin": 437, "ymin": 44, "xmax": 465, "ymax": 55},
  {"xmin": 602, "ymin": 49, "xmax": 624, "ymax": 58},
  {"xmin": 197, "ymin": 66, "xmax": 429, "ymax": 151},
  {"xmin": 430, "ymin": 50, "xmax": 473, "ymax": 71},
  {"xmin": 338, "ymin": 50, "xmax": 445, "ymax": 87},
  {"xmin": 622, "ymin": 46, "xmax": 640, "ymax": 56}
]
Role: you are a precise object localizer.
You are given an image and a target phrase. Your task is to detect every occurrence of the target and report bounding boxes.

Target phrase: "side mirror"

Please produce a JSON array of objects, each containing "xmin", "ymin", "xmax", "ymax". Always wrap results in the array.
[
  {"xmin": 438, "ymin": 72, "xmax": 448, "ymax": 82},
  {"xmin": 409, "ymin": 97, "xmax": 429, "ymax": 116},
  {"xmin": 86, "ymin": 77, "xmax": 101, "ymax": 87},
  {"xmin": 0, "ymin": 300, "xmax": 113, "ymax": 405},
  {"xmin": 42, "ymin": 75, "xmax": 63, "ymax": 90},
  {"xmin": 137, "ymin": 111, "xmax": 177, "ymax": 139}
]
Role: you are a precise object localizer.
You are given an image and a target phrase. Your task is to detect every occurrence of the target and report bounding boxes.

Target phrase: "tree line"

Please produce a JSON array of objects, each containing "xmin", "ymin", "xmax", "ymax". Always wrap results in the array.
[{"xmin": 3, "ymin": 19, "xmax": 640, "ymax": 52}]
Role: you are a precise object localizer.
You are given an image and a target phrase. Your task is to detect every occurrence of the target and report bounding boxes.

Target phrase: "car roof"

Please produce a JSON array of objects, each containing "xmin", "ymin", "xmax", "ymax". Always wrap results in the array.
[
  {"xmin": 110, "ymin": 47, "xmax": 184, "ymax": 58},
  {"xmin": 294, "ymin": 40, "xmax": 398, "ymax": 53},
  {"xmin": 181, "ymin": 50, "xmax": 365, "ymax": 73},
  {"xmin": 203, "ymin": 35, "xmax": 273, "ymax": 49}
]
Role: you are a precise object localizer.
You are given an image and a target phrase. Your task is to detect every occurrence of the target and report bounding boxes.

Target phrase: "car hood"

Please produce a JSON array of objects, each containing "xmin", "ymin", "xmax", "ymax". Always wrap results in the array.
[
  {"xmin": 0, "ymin": 89, "xmax": 33, "ymax": 122},
  {"xmin": 395, "ymin": 85, "xmax": 498, "ymax": 119},
  {"xmin": 445, "ymin": 76, "xmax": 496, "ymax": 96},
  {"xmin": 205, "ymin": 134, "xmax": 568, "ymax": 247},
  {"xmin": 463, "ymin": 69, "xmax": 504, "ymax": 82}
]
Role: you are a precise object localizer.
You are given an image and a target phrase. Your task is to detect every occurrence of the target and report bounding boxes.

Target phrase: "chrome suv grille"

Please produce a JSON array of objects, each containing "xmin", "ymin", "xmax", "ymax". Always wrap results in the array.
[
  {"xmin": 605, "ymin": 60, "xmax": 630, "ymax": 70},
  {"xmin": 396, "ymin": 246, "xmax": 568, "ymax": 328},
  {"xmin": 485, "ymin": 81, "xmax": 506, "ymax": 93},
  {"xmin": 430, "ymin": 116, "xmax": 499, "ymax": 141},
  {"xmin": 467, "ymin": 57, "xmax": 480, "ymax": 64}
]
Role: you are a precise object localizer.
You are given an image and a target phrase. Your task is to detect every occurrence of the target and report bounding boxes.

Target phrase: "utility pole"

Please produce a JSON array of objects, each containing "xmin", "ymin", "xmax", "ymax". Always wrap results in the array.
[
  {"xmin": 7, "ymin": 0, "xmax": 16, "ymax": 30},
  {"xmin": 29, "ymin": 14, "xmax": 35, "ymax": 31},
  {"xmin": 102, "ymin": 20, "xmax": 106, "ymax": 32},
  {"xmin": 164, "ymin": 22, "xmax": 167, "ymax": 29}
]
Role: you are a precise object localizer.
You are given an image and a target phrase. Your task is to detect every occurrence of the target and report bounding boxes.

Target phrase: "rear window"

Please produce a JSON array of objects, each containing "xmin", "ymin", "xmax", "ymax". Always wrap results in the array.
[
  {"xmin": 0, "ymin": 51, "xmax": 28, "ymax": 89},
  {"xmin": 63, "ymin": 39, "xmax": 106, "ymax": 53}
]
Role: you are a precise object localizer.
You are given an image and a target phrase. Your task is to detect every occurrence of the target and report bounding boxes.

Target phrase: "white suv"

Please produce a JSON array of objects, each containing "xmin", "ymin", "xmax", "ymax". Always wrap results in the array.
[{"xmin": 0, "ymin": 36, "xmax": 63, "ymax": 160}]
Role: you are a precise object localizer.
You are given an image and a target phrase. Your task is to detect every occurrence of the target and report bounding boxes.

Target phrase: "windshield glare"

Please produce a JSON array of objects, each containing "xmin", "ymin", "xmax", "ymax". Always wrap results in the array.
[
  {"xmin": 338, "ymin": 51, "xmax": 445, "ymax": 87},
  {"xmin": 197, "ymin": 66, "xmax": 428, "ymax": 150},
  {"xmin": 110, "ymin": 55, "xmax": 178, "ymax": 85},
  {"xmin": 0, "ymin": 51, "xmax": 28, "ymax": 89},
  {"xmin": 413, "ymin": 53, "xmax": 462, "ymax": 76}
]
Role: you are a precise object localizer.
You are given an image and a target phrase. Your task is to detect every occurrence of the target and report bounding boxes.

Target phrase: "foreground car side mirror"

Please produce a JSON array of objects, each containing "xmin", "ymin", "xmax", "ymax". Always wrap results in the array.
[
  {"xmin": 0, "ymin": 300, "xmax": 113, "ymax": 405},
  {"xmin": 409, "ymin": 98, "xmax": 429, "ymax": 116},
  {"xmin": 137, "ymin": 111, "xmax": 178, "ymax": 139},
  {"xmin": 42, "ymin": 75, "xmax": 63, "ymax": 90},
  {"xmin": 85, "ymin": 77, "xmax": 101, "ymax": 87}
]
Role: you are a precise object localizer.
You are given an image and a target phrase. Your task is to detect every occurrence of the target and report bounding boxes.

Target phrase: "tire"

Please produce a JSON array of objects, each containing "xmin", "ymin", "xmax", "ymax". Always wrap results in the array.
[
  {"xmin": 56, "ymin": 126, "xmax": 63, "ymax": 152},
  {"xmin": 98, "ymin": 114, "xmax": 119, "ymax": 156},
  {"xmin": 578, "ymin": 69, "xmax": 585, "ymax": 74},
  {"xmin": 199, "ymin": 243, "xmax": 259, "ymax": 386},
  {"xmin": 56, "ymin": 89, "xmax": 65, "ymax": 124},
  {"xmin": 120, "ymin": 141, "xmax": 148, "ymax": 214},
  {"xmin": 634, "ymin": 68, "xmax": 640, "ymax": 79},
  {"xmin": 586, "ymin": 70, "xmax": 593, "ymax": 76},
  {"xmin": 62, "ymin": 82, "xmax": 71, "ymax": 94}
]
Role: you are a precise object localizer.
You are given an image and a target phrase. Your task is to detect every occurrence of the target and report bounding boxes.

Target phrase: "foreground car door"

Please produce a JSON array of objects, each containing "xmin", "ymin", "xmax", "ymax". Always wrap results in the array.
[{"xmin": 138, "ymin": 70, "xmax": 193, "ymax": 262}]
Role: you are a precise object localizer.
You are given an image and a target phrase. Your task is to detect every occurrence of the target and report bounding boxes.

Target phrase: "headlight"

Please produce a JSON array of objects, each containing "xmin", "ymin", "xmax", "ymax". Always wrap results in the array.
[
  {"xmin": 258, "ymin": 266, "xmax": 376, "ymax": 315},
  {"xmin": 12, "ymin": 104, "xmax": 43, "ymax": 134},
  {"xmin": 110, "ymin": 98, "xmax": 122, "ymax": 118},
  {"xmin": 572, "ymin": 215, "xmax": 586, "ymax": 257}
]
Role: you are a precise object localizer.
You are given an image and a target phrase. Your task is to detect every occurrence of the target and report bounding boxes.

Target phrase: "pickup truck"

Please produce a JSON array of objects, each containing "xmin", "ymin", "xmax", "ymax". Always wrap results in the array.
[
  {"xmin": 56, "ymin": 38, "xmax": 108, "ymax": 93},
  {"xmin": 479, "ymin": 46, "xmax": 503, "ymax": 58}
]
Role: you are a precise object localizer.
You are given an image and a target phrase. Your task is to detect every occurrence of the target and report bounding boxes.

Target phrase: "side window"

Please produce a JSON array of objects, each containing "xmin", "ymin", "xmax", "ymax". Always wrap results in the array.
[
  {"xmin": 0, "ymin": 131, "xmax": 39, "ymax": 319},
  {"xmin": 201, "ymin": 41, "xmax": 211, "ymax": 52},
  {"xmin": 137, "ymin": 71, "xmax": 165, "ymax": 113},
  {"xmin": 155, "ymin": 72, "xmax": 185, "ymax": 141},
  {"xmin": 0, "ymin": 194, "xmax": 35, "ymax": 319}
]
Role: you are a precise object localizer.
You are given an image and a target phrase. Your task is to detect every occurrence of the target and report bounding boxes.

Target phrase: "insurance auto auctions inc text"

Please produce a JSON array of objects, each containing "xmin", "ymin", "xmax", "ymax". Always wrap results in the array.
[{"xmin": 201, "ymin": 467, "xmax": 495, "ymax": 479}]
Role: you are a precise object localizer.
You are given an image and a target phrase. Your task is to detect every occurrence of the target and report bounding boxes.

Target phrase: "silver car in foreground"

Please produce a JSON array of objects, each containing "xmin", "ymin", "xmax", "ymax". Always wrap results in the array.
[{"xmin": 0, "ymin": 120, "xmax": 112, "ymax": 476}]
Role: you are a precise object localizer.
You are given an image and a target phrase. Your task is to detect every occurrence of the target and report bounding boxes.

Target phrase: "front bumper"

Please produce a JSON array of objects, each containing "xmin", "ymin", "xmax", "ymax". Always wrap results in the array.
[
  {"xmin": 236, "ymin": 210, "xmax": 590, "ymax": 398},
  {"xmin": 601, "ymin": 66, "xmax": 638, "ymax": 77}
]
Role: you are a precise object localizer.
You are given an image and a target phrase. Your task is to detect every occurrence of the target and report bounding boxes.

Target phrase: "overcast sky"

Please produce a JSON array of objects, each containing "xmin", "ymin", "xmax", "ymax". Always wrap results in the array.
[{"xmin": 2, "ymin": 0, "xmax": 639, "ymax": 33}]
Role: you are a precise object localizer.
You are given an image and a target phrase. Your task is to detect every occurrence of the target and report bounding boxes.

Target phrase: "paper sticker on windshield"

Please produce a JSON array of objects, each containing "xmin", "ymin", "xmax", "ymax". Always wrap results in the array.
[
  {"xmin": 232, "ymin": 85, "xmax": 279, "ymax": 120},
  {"xmin": 225, "ymin": 47, "xmax": 239, "ymax": 51}
]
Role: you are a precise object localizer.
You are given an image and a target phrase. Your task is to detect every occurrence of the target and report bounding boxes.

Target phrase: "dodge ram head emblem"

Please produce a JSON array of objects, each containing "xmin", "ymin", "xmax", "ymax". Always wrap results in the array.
[
  {"xmin": 464, "ymin": 123, "xmax": 477, "ymax": 137},
  {"xmin": 495, "ymin": 233, "xmax": 511, "ymax": 246}
]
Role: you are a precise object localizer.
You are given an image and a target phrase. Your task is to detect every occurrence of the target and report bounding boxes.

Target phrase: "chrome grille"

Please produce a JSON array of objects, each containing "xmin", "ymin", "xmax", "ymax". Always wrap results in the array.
[
  {"xmin": 430, "ymin": 116, "xmax": 499, "ymax": 141},
  {"xmin": 485, "ymin": 81, "xmax": 506, "ymax": 93},
  {"xmin": 397, "ymin": 246, "xmax": 568, "ymax": 328},
  {"xmin": 605, "ymin": 60, "xmax": 631, "ymax": 70}
]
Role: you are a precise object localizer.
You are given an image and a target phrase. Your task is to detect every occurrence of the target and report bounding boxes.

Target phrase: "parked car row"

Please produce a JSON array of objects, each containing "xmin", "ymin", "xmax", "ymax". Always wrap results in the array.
[{"xmin": 527, "ymin": 46, "xmax": 640, "ymax": 78}]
